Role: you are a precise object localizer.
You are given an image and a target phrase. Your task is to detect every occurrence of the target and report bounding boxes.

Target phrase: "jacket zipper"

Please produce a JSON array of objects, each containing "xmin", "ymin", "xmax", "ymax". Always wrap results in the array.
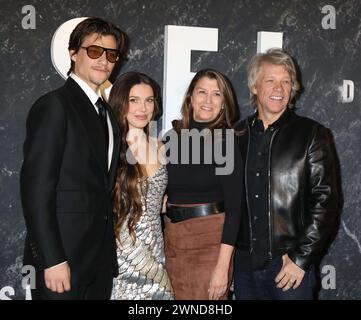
[
  {"xmin": 267, "ymin": 128, "xmax": 279, "ymax": 259},
  {"xmin": 245, "ymin": 122, "xmax": 254, "ymax": 254}
]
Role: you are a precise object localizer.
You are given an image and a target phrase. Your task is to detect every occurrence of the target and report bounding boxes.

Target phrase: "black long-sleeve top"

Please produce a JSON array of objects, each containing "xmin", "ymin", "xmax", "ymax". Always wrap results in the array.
[{"xmin": 165, "ymin": 118, "xmax": 244, "ymax": 246}]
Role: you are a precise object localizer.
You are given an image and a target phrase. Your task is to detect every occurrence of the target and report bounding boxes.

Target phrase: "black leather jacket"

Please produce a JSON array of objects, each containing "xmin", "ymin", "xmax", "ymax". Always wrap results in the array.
[{"xmin": 234, "ymin": 109, "xmax": 339, "ymax": 270}]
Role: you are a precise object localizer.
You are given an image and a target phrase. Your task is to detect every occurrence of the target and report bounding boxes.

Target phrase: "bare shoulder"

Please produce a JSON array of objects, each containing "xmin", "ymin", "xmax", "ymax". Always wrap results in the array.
[{"xmin": 157, "ymin": 140, "xmax": 164, "ymax": 148}]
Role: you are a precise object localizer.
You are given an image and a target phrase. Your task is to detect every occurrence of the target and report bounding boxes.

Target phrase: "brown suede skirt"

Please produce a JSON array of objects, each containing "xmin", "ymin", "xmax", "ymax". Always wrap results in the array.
[{"xmin": 164, "ymin": 213, "xmax": 233, "ymax": 300}]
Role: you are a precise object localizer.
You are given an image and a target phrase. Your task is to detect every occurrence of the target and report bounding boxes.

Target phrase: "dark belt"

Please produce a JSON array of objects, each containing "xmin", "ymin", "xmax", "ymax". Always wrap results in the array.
[{"xmin": 166, "ymin": 202, "xmax": 224, "ymax": 223}]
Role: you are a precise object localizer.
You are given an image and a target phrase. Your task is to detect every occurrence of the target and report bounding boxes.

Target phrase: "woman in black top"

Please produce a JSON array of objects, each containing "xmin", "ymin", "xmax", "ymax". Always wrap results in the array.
[{"xmin": 164, "ymin": 69, "xmax": 243, "ymax": 300}]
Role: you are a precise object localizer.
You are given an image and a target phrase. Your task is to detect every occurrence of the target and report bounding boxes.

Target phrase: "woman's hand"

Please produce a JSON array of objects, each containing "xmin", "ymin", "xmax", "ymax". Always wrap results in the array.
[{"xmin": 208, "ymin": 264, "xmax": 228, "ymax": 300}]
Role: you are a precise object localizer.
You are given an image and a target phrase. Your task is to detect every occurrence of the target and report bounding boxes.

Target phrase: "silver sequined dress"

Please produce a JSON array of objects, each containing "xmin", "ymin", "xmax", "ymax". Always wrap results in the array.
[{"xmin": 111, "ymin": 165, "xmax": 174, "ymax": 300}]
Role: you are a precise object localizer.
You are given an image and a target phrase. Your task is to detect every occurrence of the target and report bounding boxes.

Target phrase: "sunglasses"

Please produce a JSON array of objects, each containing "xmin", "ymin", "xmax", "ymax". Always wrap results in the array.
[{"xmin": 80, "ymin": 45, "xmax": 119, "ymax": 63}]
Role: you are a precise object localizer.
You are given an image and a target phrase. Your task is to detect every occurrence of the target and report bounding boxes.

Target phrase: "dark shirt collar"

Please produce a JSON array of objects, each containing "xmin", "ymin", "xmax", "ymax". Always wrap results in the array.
[
  {"xmin": 249, "ymin": 107, "xmax": 292, "ymax": 131},
  {"xmin": 189, "ymin": 117, "xmax": 211, "ymax": 131}
]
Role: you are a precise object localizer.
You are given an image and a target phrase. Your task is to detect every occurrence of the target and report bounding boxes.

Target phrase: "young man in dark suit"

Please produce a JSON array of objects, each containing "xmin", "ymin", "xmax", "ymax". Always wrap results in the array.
[{"xmin": 20, "ymin": 17, "xmax": 128, "ymax": 299}]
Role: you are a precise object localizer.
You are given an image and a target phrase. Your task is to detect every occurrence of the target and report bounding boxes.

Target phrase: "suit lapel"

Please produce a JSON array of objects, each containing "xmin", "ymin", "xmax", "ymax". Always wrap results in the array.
[
  {"xmin": 64, "ymin": 78, "xmax": 108, "ymax": 174},
  {"xmin": 106, "ymin": 103, "xmax": 121, "ymax": 190}
]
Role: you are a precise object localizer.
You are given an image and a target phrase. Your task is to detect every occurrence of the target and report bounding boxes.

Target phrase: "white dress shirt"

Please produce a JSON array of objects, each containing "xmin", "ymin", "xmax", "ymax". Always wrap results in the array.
[{"xmin": 70, "ymin": 73, "xmax": 114, "ymax": 170}]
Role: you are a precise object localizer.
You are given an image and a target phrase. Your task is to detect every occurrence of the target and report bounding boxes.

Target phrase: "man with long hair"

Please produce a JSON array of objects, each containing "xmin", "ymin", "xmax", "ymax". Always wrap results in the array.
[{"xmin": 233, "ymin": 48, "xmax": 340, "ymax": 300}]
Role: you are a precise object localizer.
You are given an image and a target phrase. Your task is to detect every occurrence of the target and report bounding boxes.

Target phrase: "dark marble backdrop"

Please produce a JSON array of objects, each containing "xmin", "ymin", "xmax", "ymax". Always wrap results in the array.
[{"xmin": 0, "ymin": 0, "xmax": 360, "ymax": 299}]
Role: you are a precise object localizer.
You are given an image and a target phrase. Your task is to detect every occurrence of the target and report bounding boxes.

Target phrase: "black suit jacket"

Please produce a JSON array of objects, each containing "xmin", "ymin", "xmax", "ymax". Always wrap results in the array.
[{"xmin": 20, "ymin": 78, "xmax": 120, "ymax": 285}]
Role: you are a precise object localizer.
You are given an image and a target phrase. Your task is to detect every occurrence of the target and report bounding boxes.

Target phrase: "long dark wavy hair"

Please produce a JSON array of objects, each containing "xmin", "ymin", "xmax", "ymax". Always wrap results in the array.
[
  {"xmin": 108, "ymin": 71, "xmax": 161, "ymax": 242},
  {"xmin": 173, "ymin": 69, "xmax": 239, "ymax": 132}
]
